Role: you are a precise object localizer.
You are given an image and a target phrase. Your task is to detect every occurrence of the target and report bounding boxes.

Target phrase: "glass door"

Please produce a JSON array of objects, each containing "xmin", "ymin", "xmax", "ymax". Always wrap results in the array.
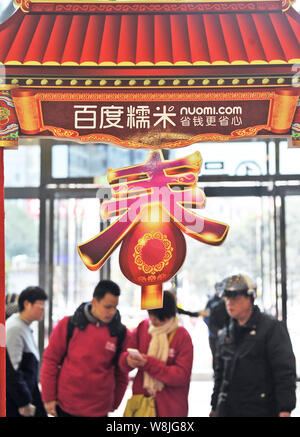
[
  {"xmin": 51, "ymin": 196, "xmax": 102, "ymax": 331},
  {"xmin": 284, "ymin": 190, "xmax": 300, "ymax": 377},
  {"xmin": 47, "ymin": 187, "xmax": 280, "ymax": 376},
  {"xmin": 175, "ymin": 193, "xmax": 276, "ymax": 374},
  {"xmin": 110, "ymin": 190, "xmax": 277, "ymax": 374}
]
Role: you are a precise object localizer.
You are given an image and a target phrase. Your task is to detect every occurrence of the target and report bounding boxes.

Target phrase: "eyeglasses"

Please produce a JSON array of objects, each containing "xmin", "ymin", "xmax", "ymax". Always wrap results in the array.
[{"xmin": 34, "ymin": 302, "xmax": 46, "ymax": 309}]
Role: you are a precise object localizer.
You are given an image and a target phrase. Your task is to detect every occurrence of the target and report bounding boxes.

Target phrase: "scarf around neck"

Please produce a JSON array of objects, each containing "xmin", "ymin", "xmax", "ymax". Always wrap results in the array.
[{"xmin": 143, "ymin": 316, "xmax": 178, "ymax": 397}]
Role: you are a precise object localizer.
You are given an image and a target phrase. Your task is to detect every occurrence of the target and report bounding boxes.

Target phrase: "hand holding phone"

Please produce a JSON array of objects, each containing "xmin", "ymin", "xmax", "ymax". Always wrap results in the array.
[{"xmin": 127, "ymin": 348, "xmax": 143, "ymax": 360}]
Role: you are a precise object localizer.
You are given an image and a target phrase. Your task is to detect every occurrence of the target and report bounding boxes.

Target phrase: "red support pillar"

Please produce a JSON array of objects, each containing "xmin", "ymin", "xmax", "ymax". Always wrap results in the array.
[{"xmin": 0, "ymin": 148, "xmax": 5, "ymax": 417}]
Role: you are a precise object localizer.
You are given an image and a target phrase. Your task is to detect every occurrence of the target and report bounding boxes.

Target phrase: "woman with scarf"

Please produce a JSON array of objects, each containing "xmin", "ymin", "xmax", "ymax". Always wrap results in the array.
[{"xmin": 120, "ymin": 290, "xmax": 194, "ymax": 417}]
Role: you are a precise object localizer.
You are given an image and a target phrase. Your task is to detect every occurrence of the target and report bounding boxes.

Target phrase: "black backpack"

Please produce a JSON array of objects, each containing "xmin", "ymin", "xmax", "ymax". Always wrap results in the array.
[{"xmin": 64, "ymin": 316, "xmax": 126, "ymax": 367}]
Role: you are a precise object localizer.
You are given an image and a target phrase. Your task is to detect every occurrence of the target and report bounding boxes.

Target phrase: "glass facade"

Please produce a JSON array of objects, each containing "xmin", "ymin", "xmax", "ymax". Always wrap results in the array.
[
  {"xmin": 170, "ymin": 141, "xmax": 271, "ymax": 176},
  {"xmin": 4, "ymin": 138, "xmax": 300, "ymax": 375},
  {"xmin": 5, "ymin": 198, "xmax": 40, "ymax": 293},
  {"xmin": 4, "ymin": 144, "xmax": 40, "ymax": 187},
  {"xmin": 52, "ymin": 143, "xmax": 149, "ymax": 179},
  {"xmin": 279, "ymin": 141, "xmax": 300, "ymax": 175},
  {"xmin": 52, "ymin": 197, "xmax": 101, "ymax": 325}
]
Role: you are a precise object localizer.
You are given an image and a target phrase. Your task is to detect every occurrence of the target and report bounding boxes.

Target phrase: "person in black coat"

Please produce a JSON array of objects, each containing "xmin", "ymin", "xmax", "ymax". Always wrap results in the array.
[
  {"xmin": 203, "ymin": 282, "xmax": 229, "ymax": 371},
  {"xmin": 6, "ymin": 287, "xmax": 48, "ymax": 417},
  {"xmin": 210, "ymin": 274, "xmax": 296, "ymax": 418}
]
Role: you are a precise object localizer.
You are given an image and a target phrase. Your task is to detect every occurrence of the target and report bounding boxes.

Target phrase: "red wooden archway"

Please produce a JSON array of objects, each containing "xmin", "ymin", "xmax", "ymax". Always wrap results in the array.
[{"xmin": 1, "ymin": 0, "xmax": 300, "ymax": 416}]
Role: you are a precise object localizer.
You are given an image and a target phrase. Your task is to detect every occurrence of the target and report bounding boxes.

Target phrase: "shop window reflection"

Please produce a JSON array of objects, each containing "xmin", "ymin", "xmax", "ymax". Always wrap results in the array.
[
  {"xmin": 110, "ymin": 195, "xmax": 276, "ymax": 374},
  {"xmin": 5, "ymin": 199, "xmax": 39, "ymax": 293},
  {"xmin": 52, "ymin": 198, "xmax": 101, "ymax": 328},
  {"xmin": 279, "ymin": 141, "xmax": 300, "ymax": 175},
  {"xmin": 169, "ymin": 141, "xmax": 270, "ymax": 176},
  {"xmin": 4, "ymin": 145, "xmax": 40, "ymax": 187},
  {"xmin": 52, "ymin": 143, "xmax": 148, "ymax": 179}
]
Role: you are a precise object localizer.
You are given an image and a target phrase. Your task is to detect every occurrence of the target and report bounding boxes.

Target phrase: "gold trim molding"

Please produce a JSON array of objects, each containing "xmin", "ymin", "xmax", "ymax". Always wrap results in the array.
[{"xmin": 3, "ymin": 75, "xmax": 296, "ymax": 89}]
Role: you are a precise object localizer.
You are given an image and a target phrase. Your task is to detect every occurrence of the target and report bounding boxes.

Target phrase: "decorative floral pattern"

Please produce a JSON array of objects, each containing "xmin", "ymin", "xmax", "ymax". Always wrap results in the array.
[{"xmin": 133, "ymin": 231, "xmax": 173, "ymax": 274}]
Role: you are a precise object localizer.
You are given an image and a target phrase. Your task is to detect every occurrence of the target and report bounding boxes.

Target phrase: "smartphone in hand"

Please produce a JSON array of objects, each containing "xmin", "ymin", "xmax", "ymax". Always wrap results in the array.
[{"xmin": 127, "ymin": 348, "xmax": 143, "ymax": 359}]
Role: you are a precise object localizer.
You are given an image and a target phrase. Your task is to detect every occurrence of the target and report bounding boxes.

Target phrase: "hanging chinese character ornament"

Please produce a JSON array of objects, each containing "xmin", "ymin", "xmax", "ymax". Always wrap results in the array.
[
  {"xmin": 118, "ymin": 206, "xmax": 187, "ymax": 309},
  {"xmin": 77, "ymin": 150, "xmax": 229, "ymax": 309}
]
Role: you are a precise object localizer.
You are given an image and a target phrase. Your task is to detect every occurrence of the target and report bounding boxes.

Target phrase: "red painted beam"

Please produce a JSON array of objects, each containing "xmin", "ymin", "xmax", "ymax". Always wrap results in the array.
[{"xmin": 0, "ymin": 149, "xmax": 5, "ymax": 417}]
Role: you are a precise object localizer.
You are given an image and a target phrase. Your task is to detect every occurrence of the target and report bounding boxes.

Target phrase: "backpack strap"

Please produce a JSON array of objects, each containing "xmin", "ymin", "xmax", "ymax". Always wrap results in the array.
[
  {"xmin": 113, "ymin": 324, "xmax": 127, "ymax": 367},
  {"xmin": 61, "ymin": 316, "xmax": 75, "ymax": 365},
  {"xmin": 66, "ymin": 316, "xmax": 75, "ymax": 345},
  {"xmin": 62, "ymin": 315, "xmax": 126, "ymax": 368}
]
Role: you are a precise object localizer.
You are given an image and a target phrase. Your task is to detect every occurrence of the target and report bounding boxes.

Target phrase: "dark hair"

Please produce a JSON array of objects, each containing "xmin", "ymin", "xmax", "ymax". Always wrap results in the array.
[
  {"xmin": 215, "ymin": 281, "xmax": 224, "ymax": 293},
  {"xmin": 18, "ymin": 286, "xmax": 48, "ymax": 312},
  {"xmin": 93, "ymin": 280, "xmax": 120, "ymax": 301},
  {"xmin": 148, "ymin": 290, "xmax": 177, "ymax": 321}
]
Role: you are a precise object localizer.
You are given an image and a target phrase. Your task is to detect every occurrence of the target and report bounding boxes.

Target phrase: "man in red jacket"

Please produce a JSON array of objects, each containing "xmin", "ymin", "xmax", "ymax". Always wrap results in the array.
[{"xmin": 40, "ymin": 280, "xmax": 129, "ymax": 417}]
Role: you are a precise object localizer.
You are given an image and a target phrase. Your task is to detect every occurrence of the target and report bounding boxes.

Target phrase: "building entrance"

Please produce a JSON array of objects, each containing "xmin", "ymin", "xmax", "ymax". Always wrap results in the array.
[
  {"xmin": 49, "ymin": 189, "xmax": 283, "ymax": 375},
  {"xmin": 4, "ymin": 139, "xmax": 300, "ymax": 377}
]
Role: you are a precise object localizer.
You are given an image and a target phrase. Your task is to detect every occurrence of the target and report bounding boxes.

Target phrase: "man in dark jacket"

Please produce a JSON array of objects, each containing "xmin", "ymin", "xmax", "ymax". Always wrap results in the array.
[
  {"xmin": 6, "ymin": 286, "xmax": 48, "ymax": 417},
  {"xmin": 210, "ymin": 274, "xmax": 296, "ymax": 417},
  {"xmin": 203, "ymin": 282, "xmax": 229, "ymax": 371}
]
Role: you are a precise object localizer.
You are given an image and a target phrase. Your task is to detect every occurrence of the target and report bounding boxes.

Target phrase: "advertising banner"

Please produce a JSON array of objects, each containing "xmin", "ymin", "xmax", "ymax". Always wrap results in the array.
[{"xmin": 10, "ymin": 88, "xmax": 300, "ymax": 148}]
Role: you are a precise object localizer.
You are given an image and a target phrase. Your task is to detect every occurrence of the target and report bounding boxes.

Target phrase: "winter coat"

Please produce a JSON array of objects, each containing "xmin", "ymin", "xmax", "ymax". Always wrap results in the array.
[
  {"xmin": 207, "ymin": 298, "xmax": 229, "ymax": 338},
  {"xmin": 41, "ymin": 304, "xmax": 129, "ymax": 417},
  {"xmin": 119, "ymin": 319, "xmax": 193, "ymax": 417},
  {"xmin": 211, "ymin": 306, "xmax": 296, "ymax": 417},
  {"xmin": 6, "ymin": 314, "xmax": 47, "ymax": 417}
]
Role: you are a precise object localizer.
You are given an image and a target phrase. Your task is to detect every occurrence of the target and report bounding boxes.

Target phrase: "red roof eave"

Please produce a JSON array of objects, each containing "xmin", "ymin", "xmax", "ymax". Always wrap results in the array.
[{"xmin": 1, "ymin": 0, "xmax": 300, "ymax": 69}]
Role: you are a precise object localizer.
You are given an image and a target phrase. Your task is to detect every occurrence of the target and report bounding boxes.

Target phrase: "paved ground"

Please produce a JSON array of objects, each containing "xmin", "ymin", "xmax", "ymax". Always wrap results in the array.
[{"xmin": 110, "ymin": 376, "xmax": 300, "ymax": 418}]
